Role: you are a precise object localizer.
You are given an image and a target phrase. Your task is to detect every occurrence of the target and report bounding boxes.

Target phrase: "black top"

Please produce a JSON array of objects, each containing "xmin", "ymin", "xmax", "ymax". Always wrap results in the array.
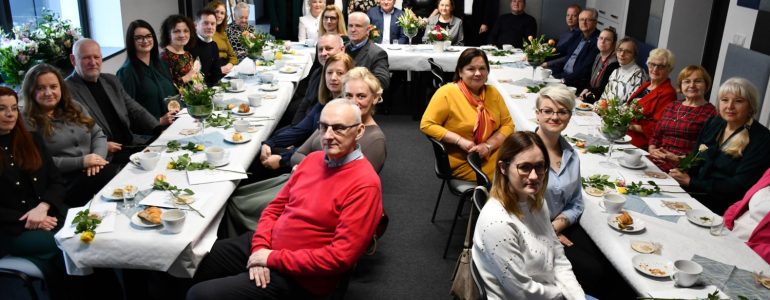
[
  {"xmin": 187, "ymin": 36, "xmax": 223, "ymax": 87},
  {"xmin": 488, "ymin": 13, "xmax": 537, "ymax": 49},
  {"xmin": 0, "ymin": 132, "xmax": 66, "ymax": 236},
  {"xmin": 84, "ymin": 80, "xmax": 133, "ymax": 144},
  {"xmin": 403, "ymin": 0, "xmax": 437, "ymax": 18},
  {"xmin": 437, "ymin": 21, "xmax": 449, "ymax": 29},
  {"xmin": 292, "ymin": 68, "xmax": 322, "ymax": 125}
]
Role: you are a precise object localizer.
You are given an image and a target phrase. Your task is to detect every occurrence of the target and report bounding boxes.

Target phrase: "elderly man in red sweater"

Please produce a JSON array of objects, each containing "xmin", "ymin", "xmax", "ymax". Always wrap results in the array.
[{"xmin": 188, "ymin": 99, "xmax": 383, "ymax": 299}]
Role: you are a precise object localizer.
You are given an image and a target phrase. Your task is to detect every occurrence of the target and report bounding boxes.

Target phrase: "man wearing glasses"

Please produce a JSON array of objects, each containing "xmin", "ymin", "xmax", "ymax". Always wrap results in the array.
[
  {"xmin": 545, "ymin": 8, "xmax": 600, "ymax": 90},
  {"xmin": 188, "ymin": 99, "xmax": 383, "ymax": 299}
]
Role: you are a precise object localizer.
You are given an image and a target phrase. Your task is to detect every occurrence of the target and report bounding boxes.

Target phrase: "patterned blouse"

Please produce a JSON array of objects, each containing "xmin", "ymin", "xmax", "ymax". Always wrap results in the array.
[
  {"xmin": 650, "ymin": 101, "xmax": 717, "ymax": 169},
  {"xmin": 348, "ymin": 0, "xmax": 378, "ymax": 14},
  {"xmin": 226, "ymin": 22, "xmax": 256, "ymax": 61},
  {"xmin": 601, "ymin": 63, "xmax": 648, "ymax": 103},
  {"xmin": 160, "ymin": 49, "xmax": 193, "ymax": 87}
]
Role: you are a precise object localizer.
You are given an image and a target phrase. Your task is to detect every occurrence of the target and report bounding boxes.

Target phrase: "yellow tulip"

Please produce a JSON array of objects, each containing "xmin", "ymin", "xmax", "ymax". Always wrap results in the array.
[
  {"xmin": 167, "ymin": 162, "xmax": 175, "ymax": 169},
  {"xmin": 616, "ymin": 187, "xmax": 628, "ymax": 194},
  {"xmin": 80, "ymin": 231, "xmax": 95, "ymax": 244},
  {"xmin": 275, "ymin": 52, "xmax": 283, "ymax": 60},
  {"xmin": 196, "ymin": 144, "xmax": 205, "ymax": 151}
]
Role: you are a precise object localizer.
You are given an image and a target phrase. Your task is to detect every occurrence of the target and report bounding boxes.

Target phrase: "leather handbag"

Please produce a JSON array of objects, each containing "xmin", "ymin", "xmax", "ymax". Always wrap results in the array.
[{"xmin": 449, "ymin": 187, "xmax": 485, "ymax": 300}]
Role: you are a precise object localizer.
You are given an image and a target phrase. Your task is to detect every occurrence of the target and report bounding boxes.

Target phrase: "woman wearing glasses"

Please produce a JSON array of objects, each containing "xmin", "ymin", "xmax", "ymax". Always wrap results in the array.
[
  {"xmin": 117, "ymin": 20, "xmax": 177, "ymax": 118},
  {"xmin": 648, "ymin": 65, "xmax": 717, "ymax": 172},
  {"xmin": 578, "ymin": 28, "xmax": 618, "ymax": 103},
  {"xmin": 421, "ymin": 48, "xmax": 514, "ymax": 181},
  {"xmin": 599, "ymin": 37, "xmax": 647, "ymax": 104},
  {"xmin": 626, "ymin": 48, "xmax": 677, "ymax": 149},
  {"xmin": 670, "ymin": 78, "xmax": 770, "ymax": 214},
  {"xmin": 319, "ymin": 5, "xmax": 349, "ymax": 43},
  {"xmin": 472, "ymin": 131, "xmax": 585, "ymax": 300}
]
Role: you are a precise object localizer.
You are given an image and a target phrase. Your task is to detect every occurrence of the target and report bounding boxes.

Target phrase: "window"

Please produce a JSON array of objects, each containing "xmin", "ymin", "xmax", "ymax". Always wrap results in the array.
[{"xmin": 8, "ymin": 0, "xmax": 81, "ymax": 29}]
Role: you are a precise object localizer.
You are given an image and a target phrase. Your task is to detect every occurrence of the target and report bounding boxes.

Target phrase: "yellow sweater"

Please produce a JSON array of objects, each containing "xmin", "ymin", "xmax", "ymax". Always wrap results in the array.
[
  {"xmin": 420, "ymin": 83, "xmax": 515, "ymax": 181},
  {"xmin": 213, "ymin": 31, "xmax": 238, "ymax": 65}
]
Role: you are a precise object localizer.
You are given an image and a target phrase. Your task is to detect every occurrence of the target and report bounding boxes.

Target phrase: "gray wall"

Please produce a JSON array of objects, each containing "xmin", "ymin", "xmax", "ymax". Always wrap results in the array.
[{"xmin": 661, "ymin": 0, "xmax": 712, "ymax": 85}]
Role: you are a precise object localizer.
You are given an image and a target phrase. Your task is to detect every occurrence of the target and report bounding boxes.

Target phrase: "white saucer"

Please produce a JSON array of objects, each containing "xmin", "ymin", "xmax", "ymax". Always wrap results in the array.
[
  {"xmin": 445, "ymin": 47, "xmax": 460, "ymax": 52},
  {"xmin": 224, "ymin": 132, "xmax": 251, "ymax": 144},
  {"xmin": 615, "ymin": 135, "xmax": 632, "ymax": 144},
  {"xmin": 279, "ymin": 66, "xmax": 298, "ymax": 74},
  {"xmin": 576, "ymin": 103, "xmax": 594, "ymax": 111},
  {"xmin": 231, "ymin": 107, "xmax": 254, "ymax": 116},
  {"xmin": 131, "ymin": 211, "xmax": 162, "ymax": 228},
  {"xmin": 619, "ymin": 160, "xmax": 646, "ymax": 170},
  {"xmin": 102, "ymin": 186, "xmax": 125, "ymax": 201},
  {"xmin": 387, "ymin": 45, "xmax": 402, "ymax": 50},
  {"xmin": 544, "ymin": 78, "xmax": 562, "ymax": 84},
  {"xmin": 207, "ymin": 159, "xmax": 229, "ymax": 168},
  {"xmin": 226, "ymin": 88, "xmax": 246, "ymax": 93},
  {"xmin": 607, "ymin": 213, "xmax": 646, "ymax": 233},
  {"xmin": 686, "ymin": 209, "xmax": 719, "ymax": 227},
  {"xmin": 260, "ymin": 84, "xmax": 279, "ymax": 92},
  {"xmin": 632, "ymin": 254, "xmax": 673, "ymax": 278}
]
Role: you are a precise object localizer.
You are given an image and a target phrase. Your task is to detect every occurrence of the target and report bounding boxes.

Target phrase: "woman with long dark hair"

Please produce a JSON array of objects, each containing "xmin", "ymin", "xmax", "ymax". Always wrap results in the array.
[
  {"xmin": 117, "ymin": 19, "xmax": 177, "ymax": 118},
  {"xmin": 23, "ymin": 63, "xmax": 119, "ymax": 206},
  {"xmin": 160, "ymin": 14, "xmax": 200, "ymax": 87}
]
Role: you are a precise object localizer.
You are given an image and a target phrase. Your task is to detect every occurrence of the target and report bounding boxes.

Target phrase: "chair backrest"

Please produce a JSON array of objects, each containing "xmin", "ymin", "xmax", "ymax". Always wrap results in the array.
[
  {"xmin": 427, "ymin": 58, "xmax": 446, "ymax": 89},
  {"xmin": 471, "ymin": 186, "xmax": 488, "ymax": 212},
  {"xmin": 467, "ymin": 152, "xmax": 491, "ymax": 189},
  {"xmin": 426, "ymin": 136, "xmax": 454, "ymax": 180},
  {"xmin": 471, "ymin": 258, "xmax": 488, "ymax": 300}
]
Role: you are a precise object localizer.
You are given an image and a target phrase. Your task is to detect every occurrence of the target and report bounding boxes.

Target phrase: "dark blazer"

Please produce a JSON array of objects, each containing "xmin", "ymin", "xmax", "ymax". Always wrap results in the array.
[
  {"xmin": 347, "ymin": 39, "xmax": 391, "ymax": 90},
  {"xmin": 550, "ymin": 29, "xmax": 600, "ymax": 86},
  {"xmin": 0, "ymin": 132, "xmax": 66, "ymax": 236},
  {"xmin": 267, "ymin": 0, "xmax": 303, "ymax": 40},
  {"xmin": 453, "ymin": 0, "xmax": 498, "ymax": 46},
  {"xmin": 687, "ymin": 116, "xmax": 770, "ymax": 214},
  {"xmin": 65, "ymin": 72, "xmax": 159, "ymax": 142},
  {"xmin": 367, "ymin": 6, "xmax": 408, "ymax": 44}
]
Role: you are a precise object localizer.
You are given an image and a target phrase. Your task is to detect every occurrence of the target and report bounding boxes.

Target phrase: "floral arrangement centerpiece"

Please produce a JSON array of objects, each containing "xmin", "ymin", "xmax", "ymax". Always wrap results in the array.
[
  {"xmin": 368, "ymin": 24, "xmax": 380, "ymax": 41},
  {"xmin": 177, "ymin": 76, "xmax": 214, "ymax": 134},
  {"xmin": 426, "ymin": 24, "xmax": 450, "ymax": 52},
  {"xmin": 396, "ymin": 8, "xmax": 427, "ymax": 46},
  {"xmin": 31, "ymin": 9, "xmax": 80, "ymax": 65},
  {"xmin": 522, "ymin": 35, "xmax": 557, "ymax": 64},
  {"xmin": 677, "ymin": 144, "xmax": 708, "ymax": 171},
  {"xmin": 240, "ymin": 30, "xmax": 273, "ymax": 60},
  {"xmin": 595, "ymin": 97, "xmax": 644, "ymax": 140},
  {"xmin": 0, "ymin": 29, "xmax": 38, "ymax": 86}
]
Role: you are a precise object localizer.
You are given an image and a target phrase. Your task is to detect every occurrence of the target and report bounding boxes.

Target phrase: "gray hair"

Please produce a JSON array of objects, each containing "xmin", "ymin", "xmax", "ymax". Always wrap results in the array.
[
  {"xmin": 234, "ymin": 2, "xmax": 249, "ymax": 18},
  {"xmin": 537, "ymin": 85, "xmax": 575, "ymax": 111},
  {"xmin": 319, "ymin": 32, "xmax": 344, "ymax": 48},
  {"xmin": 324, "ymin": 98, "xmax": 362, "ymax": 124},
  {"xmin": 647, "ymin": 48, "xmax": 675, "ymax": 70},
  {"xmin": 349, "ymin": 11, "xmax": 370, "ymax": 26},
  {"xmin": 72, "ymin": 38, "xmax": 99, "ymax": 56},
  {"xmin": 582, "ymin": 8, "xmax": 598, "ymax": 20}
]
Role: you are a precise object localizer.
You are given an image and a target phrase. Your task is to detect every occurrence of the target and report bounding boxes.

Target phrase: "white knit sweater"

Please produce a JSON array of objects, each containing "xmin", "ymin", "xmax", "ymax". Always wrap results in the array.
[{"xmin": 472, "ymin": 198, "xmax": 585, "ymax": 300}]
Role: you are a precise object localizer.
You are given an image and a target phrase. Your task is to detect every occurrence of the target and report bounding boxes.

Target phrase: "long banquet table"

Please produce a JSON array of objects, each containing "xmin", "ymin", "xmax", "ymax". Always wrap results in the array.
[
  {"xmin": 487, "ymin": 54, "xmax": 770, "ymax": 297},
  {"xmin": 54, "ymin": 52, "xmax": 312, "ymax": 278}
]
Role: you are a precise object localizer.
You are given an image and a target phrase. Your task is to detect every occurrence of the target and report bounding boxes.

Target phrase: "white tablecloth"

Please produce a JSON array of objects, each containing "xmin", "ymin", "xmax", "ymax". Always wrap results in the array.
[
  {"xmin": 54, "ymin": 80, "xmax": 294, "ymax": 278},
  {"xmin": 489, "ymin": 64, "xmax": 770, "ymax": 295}
]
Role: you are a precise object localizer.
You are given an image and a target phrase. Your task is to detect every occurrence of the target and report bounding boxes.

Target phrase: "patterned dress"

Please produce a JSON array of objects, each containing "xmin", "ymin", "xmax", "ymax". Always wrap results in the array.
[
  {"xmin": 226, "ymin": 22, "xmax": 256, "ymax": 61},
  {"xmin": 160, "ymin": 49, "xmax": 193, "ymax": 87},
  {"xmin": 649, "ymin": 101, "xmax": 716, "ymax": 171},
  {"xmin": 348, "ymin": 0, "xmax": 378, "ymax": 14}
]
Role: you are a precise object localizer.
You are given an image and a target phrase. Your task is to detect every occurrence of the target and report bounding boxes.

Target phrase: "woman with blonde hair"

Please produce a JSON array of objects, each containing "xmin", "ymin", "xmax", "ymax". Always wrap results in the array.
[
  {"xmin": 299, "ymin": 0, "xmax": 324, "ymax": 41},
  {"xmin": 670, "ymin": 77, "xmax": 770, "ymax": 214},
  {"xmin": 319, "ymin": 5, "xmax": 349, "ymax": 42},
  {"xmin": 472, "ymin": 131, "xmax": 585, "ymax": 300}
]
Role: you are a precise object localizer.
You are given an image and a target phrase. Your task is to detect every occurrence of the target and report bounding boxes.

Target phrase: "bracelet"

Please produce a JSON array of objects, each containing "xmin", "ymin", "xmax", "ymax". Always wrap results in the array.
[{"xmin": 484, "ymin": 143, "xmax": 492, "ymax": 152}]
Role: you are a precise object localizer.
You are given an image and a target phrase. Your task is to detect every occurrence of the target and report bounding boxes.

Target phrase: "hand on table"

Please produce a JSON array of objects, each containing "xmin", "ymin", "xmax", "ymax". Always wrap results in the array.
[
  {"xmin": 668, "ymin": 168, "xmax": 690, "ymax": 187},
  {"xmin": 221, "ymin": 63, "xmax": 234, "ymax": 75}
]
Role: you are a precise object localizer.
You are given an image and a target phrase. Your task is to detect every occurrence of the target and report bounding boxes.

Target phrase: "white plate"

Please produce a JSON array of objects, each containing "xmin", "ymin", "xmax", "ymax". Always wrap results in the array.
[
  {"xmin": 208, "ymin": 158, "xmax": 229, "ymax": 168},
  {"xmin": 279, "ymin": 66, "xmax": 298, "ymax": 74},
  {"xmin": 131, "ymin": 211, "xmax": 162, "ymax": 228},
  {"xmin": 619, "ymin": 160, "xmax": 647, "ymax": 170},
  {"xmin": 632, "ymin": 254, "xmax": 673, "ymax": 278},
  {"xmin": 615, "ymin": 135, "xmax": 632, "ymax": 144},
  {"xmin": 226, "ymin": 88, "xmax": 246, "ymax": 93},
  {"xmin": 607, "ymin": 213, "xmax": 646, "ymax": 233},
  {"xmin": 231, "ymin": 107, "xmax": 254, "ymax": 116},
  {"xmin": 224, "ymin": 132, "xmax": 251, "ymax": 144},
  {"xmin": 445, "ymin": 47, "xmax": 460, "ymax": 52},
  {"xmin": 686, "ymin": 209, "xmax": 720, "ymax": 227},
  {"xmin": 102, "ymin": 186, "xmax": 126, "ymax": 200},
  {"xmin": 631, "ymin": 240, "xmax": 660, "ymax": 254},
  {"xmin": 544, "ymin": 78, "xmax": 562, "ymax": 84},
  {"xmin": 480, "ymin": 45, "xmax": 497, "ymax": 51},
  {"xmin": 387, "ymin": 45, "xmax": 402, "ymax": 50},
  {"xmin": 586, "ymin": 186, "xmax": 606, "ymax": 197},
  {"xmin": 260, "ymin": 84, "xmax": 279, "ymax": 92},
  {"xmin": 576, "ymin": 103, "xmax": 594, "ymax": 111}
]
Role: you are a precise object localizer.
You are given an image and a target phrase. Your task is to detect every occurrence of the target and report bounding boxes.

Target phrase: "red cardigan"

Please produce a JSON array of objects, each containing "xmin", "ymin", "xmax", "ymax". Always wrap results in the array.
[
  {"xmin": 724, "ymin": 167, "xmax": 770, "ymax": 264},
  {"xmin": 251, "ymin": 151, "xmax": 383, "ymax": 296},
  {"xmin": 627, "ymin": 79, "xmax": 677, "ymax": 149}
]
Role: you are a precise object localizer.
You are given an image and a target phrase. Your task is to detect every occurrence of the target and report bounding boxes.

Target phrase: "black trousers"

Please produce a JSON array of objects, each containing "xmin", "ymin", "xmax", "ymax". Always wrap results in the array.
[{"xmin": 187, "ymin": 232, "xmax": 314, "ymax": 300}]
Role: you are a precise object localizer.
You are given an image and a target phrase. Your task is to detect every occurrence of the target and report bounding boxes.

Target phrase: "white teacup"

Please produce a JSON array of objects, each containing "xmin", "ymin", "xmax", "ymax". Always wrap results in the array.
[
  {"xmin": 205, "ymin": 146, "xmax": 226, "ymax": 164},
  {"xmin": 670, "ymin": 260, "xmax": 702, "ymax": 287},
  {"xmin": 134, "ymin": 151, "xmax": 160, "ymax": 171},
  {"xmin": 229, "ymin": 79, "xmax": 244, "ymax": 91},
  {"xmin": 248, "ymin": 93, "xmax": 262, "ymax": 107},
  {"xmin": 603, "ymin": 194, "xmax": 626, "ymax": 214},
  {"xmin": 305, "ymin": 39, "xmax": 316, "ymax": 47},
  {"xmin": 502, "ymin": 44, "xmax": 513, "ymax": 51},
  {"xmin": 233, "ymin": 120, "xmax": 250, "ymax": 133},
  {"xmin": 259, "ymin": 73, "xmax": 274, "ymax": 84},
  {"xmin": 161, "ymin": 209, "xmax": 187, "ymax": 234},
  {"xmin": 623, "ymin": 149, "xmax": 643, "ymax": 166},
  {"xmin": 540, "ymin": 68, "xmax": 553, "ymax": 80}
]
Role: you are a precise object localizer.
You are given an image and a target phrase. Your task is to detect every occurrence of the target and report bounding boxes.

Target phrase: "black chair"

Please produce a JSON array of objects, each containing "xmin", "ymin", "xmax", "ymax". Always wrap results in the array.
[
  {"xmin": 425, "ymin": 136, "xmax": 475, "ymax": 258},
  {"xmin": 469, "ymin": 186, "xmax": 488, "ymax": 300},
  {"xmin": 471, "ymin": 259, "xmax": 488, "ymax": 300},
  {"xmin": 427, "ymin": 58, "xmax": 446, "ymax": 90},
  {"xmin": 467, "ymin": 152, "xmax": 491, "ymax": 190}
]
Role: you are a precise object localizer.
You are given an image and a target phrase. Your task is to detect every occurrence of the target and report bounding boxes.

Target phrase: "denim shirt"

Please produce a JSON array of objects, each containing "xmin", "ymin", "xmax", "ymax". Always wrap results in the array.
[{"xmin": 544, "ymin": 136, "xmax": 585, "ymax": 224}]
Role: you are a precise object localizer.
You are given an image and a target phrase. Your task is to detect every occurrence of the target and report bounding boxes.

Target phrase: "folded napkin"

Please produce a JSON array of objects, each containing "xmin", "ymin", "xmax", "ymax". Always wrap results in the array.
[
  {"xmin": 57, "ymin": 202, "xmax": 118, "ymax": 238},
  {"xmin": 139, "ymin": 190, "xmax": 210, "ymax": 212},
  {"xmin": 187, "ymin": 164, "xmax": 248, "ymax": 185},
  {"xmin": 623, "ymin": 195, "xmax": 680, "ymax": 223}
]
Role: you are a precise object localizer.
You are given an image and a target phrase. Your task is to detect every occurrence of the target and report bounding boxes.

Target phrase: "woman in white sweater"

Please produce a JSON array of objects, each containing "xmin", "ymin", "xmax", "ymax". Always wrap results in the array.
[
  {"xmin": 472, "ymin": 131, "xmax": 585, "ymax": 300},
  {"xmin": 601, "ymin": 37, "xmax": 648, "ymax": 103}
]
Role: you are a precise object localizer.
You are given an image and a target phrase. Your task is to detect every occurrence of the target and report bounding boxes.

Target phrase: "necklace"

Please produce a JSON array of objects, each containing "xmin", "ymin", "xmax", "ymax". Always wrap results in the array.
[{"xmin": 675, "ymin": 102, "xmax": 695, "ymax": 121}]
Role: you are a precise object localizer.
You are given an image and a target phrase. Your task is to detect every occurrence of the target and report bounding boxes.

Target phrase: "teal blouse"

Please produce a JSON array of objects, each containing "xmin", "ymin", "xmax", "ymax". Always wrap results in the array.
[{"xmin": 116, "ymin": 60, "xmax": 177, "ymax": 118}]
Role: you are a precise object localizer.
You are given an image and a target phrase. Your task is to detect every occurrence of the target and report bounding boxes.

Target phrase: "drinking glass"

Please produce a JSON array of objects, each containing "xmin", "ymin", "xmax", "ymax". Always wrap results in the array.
[
  {"xmin": 188, "ymin": 103, "xmax": 213, "ymax": 140},
  {"xmin": 404, "ymin": 27, "xmax": 418, "ymax": 51},
  {"xmin": 121, "ymin": 186, "xmax": 137, "ymax": 210}
]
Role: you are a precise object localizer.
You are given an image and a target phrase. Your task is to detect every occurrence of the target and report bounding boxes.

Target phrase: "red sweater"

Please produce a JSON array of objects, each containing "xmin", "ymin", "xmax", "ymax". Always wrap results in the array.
[
  {"xmin": 251, "ymin": 151, "xmax": 383, "ymax": 296},
  {"xmin": 724, "ymin": 167, "xmax": 770, "ymax": 264},
  {"xmin": 627, "ymin": 79, "xmax": 677, "ymax": 149}
]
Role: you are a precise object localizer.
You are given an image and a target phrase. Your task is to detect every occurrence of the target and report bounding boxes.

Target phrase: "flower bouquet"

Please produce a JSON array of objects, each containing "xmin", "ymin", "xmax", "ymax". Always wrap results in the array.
[
  {"xmin": 31, "ymin": 9, "xmax": 80, "ymax": 66},
  {"xmin": 677, "ymin": 144, "xmax": 708, "ymax": 171},
  {"xmin": 594, "ymin": 97, "xmax": 644, "ymax": 167},
  {"xmin": 177, "ymin": 76, "xmax": 214, "ymax": 134},
  {"xmin": 396, "ymin": 8, "xmax": 426, "ymax": 48},
  {"xmin": 241, "ymin": 30, "xmax": 273, "ymax": 60},
  {"xmin": 426, "ymin": 25, "xmax": 450, "ymax": 52},
  {"xmin": 522, "ymin": 35, "xmax": 557, "ymax": 79},
  {"xmin": 0, "ymin": 30, "xmax": 38, "ymax": 86},
  {"xmin": 368, "ymin": 24, "xmax": 380, "ymax": 41}
]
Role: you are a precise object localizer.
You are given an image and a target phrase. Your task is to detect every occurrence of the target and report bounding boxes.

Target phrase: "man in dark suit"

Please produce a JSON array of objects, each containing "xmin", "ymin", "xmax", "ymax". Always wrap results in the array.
[
  {"xmin": 367, "ymin": 0, "xmax": 408, "ymax": 44},
  {"xmin": 488, "ymin": 0, "xmax": 536, "ymax": 48},
  {"xmin": 66, "ymin": 39, "xmax": 174, "ymax": 163},
  {"xmin": 267, "ymin": 0, "xmax": 303, "ymax": 40},
  {"xmin": 346, "ymin": 12, "xmax": 391, "ymax": 90},
  {"xmin": 454, "ymin": 0, "xmax": 498, "ymax": 46},
  {"xmin": 546, "ymin": 8, "xmax": 600, "ymax": 89}
]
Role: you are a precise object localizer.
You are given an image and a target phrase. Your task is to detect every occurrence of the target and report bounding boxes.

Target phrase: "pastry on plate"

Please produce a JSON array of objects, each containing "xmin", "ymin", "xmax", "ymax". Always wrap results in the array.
[
  {"xmin": 138, "ymin": 206, "xmax": 162, "ymax": 224},
  {"xmin": 238, "ymin": 103, "xmax": 250, "ymax": 113},
  {"xmin": 232, "ymin": 132, "xmax": 243, "ymax": 142},
  {"xmin": 616, "ymin": 211, "xmax": 634, "ymax": 229}
]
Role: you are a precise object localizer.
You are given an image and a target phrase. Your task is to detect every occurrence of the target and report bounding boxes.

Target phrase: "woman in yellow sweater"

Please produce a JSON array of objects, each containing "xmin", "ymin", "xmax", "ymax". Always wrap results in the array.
[
  {"xmin": 207, "ymin": 1, "xmax": 238, "ymax": 67},
  {"xmin": 421, "ymin": 48, "xmax": 514, "ymax": 181}
]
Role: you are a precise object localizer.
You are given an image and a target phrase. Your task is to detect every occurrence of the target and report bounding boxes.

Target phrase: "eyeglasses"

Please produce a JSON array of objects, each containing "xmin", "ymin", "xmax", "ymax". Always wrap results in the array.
[
  {"xmin": 319, "ymin": 122, "xmax": 359, "ymax": 135},
  {"xmin": 323, "ymin": 16, "xmax": 338, "ymax": 21},
  {"xmin": 133, "ymin": 34, "xmax": 153, "ymax": 42},
  {"xmin": 503, "ymin": 161, "xmax": 547, "ymax": 176},
  {"xmin": 647, "ymin": 62, "xmax": 668, "ymax": 70},
  {"xmin": 537, "ymin": 108, "xmax": 571, "ymax": 118}
]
